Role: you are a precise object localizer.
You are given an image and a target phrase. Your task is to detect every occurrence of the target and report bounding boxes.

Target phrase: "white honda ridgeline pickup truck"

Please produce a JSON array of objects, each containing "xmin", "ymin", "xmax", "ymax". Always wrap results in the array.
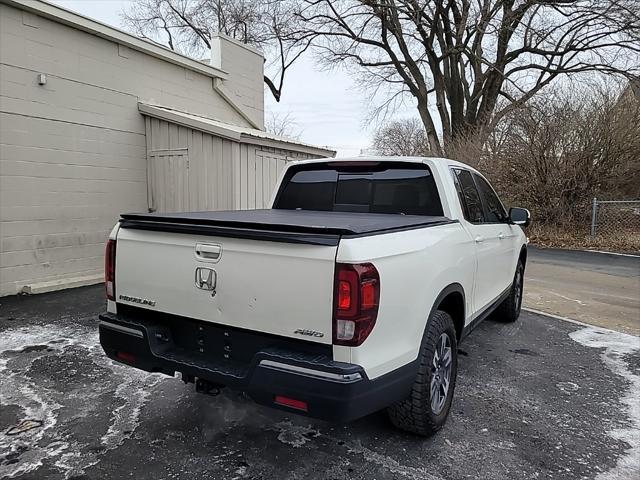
[{"xmin": 99, "ymin": 156, "xmax": 530, "ymax": 436}]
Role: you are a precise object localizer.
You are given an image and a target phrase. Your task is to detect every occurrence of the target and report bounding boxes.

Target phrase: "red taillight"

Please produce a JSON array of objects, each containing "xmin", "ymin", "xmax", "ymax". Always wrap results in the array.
[
  {"xmin": 116, "ymin": 351, "xmax": 135, "ymax": 363},
  {"xmin": 338, "ymin": 280, "xmax": 352, "ymax": 310},
  {"xmin": 360, "ymin": 280, "xmax": 377, "ymax": 309},
  {"xmin": 274, "ymin": 395, "xmax": 308, "ymax": 412},
  {"xmin": 337, "ymin": 268, "xmax": 358, "ymax": 316},
  {"xmin": 105, "ymin": 239, "xmax": 116, "ymax": 301},
  {"xmin": 333, "ymin": 263, "xmax": 380, "ymax": 346}
]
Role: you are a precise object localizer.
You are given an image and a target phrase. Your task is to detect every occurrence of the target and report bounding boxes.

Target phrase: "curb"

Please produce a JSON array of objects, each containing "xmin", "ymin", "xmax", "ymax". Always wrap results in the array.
[
  {"xmin": 580, "ymin": 250, "xmax": 640, "ymax": 258},
  {"xmin": 529, "ymin": 245, "xmax": 640, "ymax": 258},
  {"xmin": 523, "ymin": 307, "xmax": 640, "ymax": 337}
]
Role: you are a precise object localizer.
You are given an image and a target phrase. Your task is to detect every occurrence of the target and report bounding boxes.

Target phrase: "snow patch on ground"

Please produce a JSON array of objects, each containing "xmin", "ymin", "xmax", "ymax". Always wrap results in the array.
[
  {"xmin": 556, "ymin": 381, "xmax": 580, "ymax": 394},
  {"xmin": 100, "ymin": 369, "xmax": 163, "ymax": 450},
  {"xmin": 273, "ymin": 421, "xmax": 320, "ymax": 448},
  {"xmin": 569, "ymin": 327, "xmax": 640, "ymax": 480},
  {"xmin": 345, "ymin": 440, "xmax": 443, "ymax": 480},
  {"xmin": 271, "ymin": 420, "xmax": 444, "ymax": 480},
  {"xmin": 0, "ymin": 322, "xmax": 164, "ymax": 479},
  {"xmin": 0, "ymin": 325, "xmax": 81, "ymax": 478}
]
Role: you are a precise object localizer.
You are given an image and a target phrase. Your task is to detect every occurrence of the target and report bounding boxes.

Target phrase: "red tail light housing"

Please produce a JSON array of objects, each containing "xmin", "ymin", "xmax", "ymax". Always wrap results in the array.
[
  {"xmin": 333, "ymin": 263, "xmax": 380, "ymax": 346},
  {"xmin": 105, "ymin": 239, "xmax": 116, "ymax": 301}
]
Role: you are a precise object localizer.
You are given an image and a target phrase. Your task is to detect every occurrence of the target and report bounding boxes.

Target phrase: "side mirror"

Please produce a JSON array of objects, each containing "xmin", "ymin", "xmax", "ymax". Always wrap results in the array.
[{"xmin": 509, "ymin": 207, "xmax": 531, "ymax": 227}]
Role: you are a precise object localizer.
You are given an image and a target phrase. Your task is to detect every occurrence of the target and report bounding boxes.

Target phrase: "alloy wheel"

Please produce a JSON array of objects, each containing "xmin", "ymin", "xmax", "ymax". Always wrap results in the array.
[
  {"xmin": 430, "ymin": 333, "xmax": 452, "ymax": 415},
  {"xmin": 514, "ymin": 266, "xmax": 523, "ymax": 312}
]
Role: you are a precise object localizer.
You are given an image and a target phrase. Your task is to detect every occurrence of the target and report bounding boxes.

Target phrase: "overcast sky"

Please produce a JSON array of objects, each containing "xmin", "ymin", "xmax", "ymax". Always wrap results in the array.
[{"xmin": 51, "ymin": 0, "xmax": 417, "ymax": 156}]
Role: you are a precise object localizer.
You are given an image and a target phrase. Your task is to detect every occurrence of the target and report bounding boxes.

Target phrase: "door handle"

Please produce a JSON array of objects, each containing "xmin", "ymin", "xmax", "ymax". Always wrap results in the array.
[
  {"xmin": 474, "ymin": 236, "xmax": 484, "ymax": 244},
  {"xmin": 498, "ymin": 232, "xmax": 504, "ymax": 240},
  {"xmin": 195, "ymin": 243, "xmax": 222, "ymax": 262}
]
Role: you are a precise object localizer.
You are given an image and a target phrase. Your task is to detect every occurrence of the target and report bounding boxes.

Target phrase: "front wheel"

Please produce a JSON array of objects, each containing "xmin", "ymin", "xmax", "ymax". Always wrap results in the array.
[
  {"xmin": 387, "ymin": 310, "xmax": 458, "ymax": 436},
  {"xmin": 494, "ymin": 259, "xmax": 525, "ymax": 322}
]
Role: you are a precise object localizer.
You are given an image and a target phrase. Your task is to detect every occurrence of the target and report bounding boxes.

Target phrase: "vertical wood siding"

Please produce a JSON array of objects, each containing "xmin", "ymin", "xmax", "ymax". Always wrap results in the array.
[{"xmin": 145, "ymin": 119, "xmax": 320, "ymax": 213}]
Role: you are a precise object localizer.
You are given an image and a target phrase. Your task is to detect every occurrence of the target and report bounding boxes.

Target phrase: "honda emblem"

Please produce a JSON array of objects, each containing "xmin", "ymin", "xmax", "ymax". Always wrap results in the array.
[{"xmin": 195, "ymin": 267, "xmax": 217, "ymax": 296}]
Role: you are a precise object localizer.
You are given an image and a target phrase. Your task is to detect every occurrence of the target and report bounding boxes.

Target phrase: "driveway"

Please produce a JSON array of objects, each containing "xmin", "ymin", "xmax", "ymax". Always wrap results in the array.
[
  {"xmin": 1, "ymin": 285, "xmax": 639, "ymax": 480},
  {"xmin": 524, "ymin": 247, "xmax": 640, "ymax": 335}
]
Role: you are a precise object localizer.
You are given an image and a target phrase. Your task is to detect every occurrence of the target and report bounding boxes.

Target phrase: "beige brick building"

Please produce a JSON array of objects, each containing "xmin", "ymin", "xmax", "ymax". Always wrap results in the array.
[{"xmin": 0, "ymin": 0, "xmax": 334, "ymax": 296}]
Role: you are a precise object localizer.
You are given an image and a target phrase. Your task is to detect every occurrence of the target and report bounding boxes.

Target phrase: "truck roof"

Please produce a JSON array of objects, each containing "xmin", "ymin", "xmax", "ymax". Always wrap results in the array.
[{"xmin": 294, "ymin": 156, "xmax": 477, "ymax": 173}]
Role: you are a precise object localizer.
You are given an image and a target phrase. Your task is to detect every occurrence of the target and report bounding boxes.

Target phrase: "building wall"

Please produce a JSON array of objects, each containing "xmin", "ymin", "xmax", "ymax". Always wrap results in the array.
[
  {"xmin": 145, "ymin": 118, "xmax": 319, "ymax": 213},
  {"xmin": 211, "ymin": 35, "xmax": 265, "ymax": 130},
  {"xmin": 0, "ymin": 2, "xmax": 251, "ymax": 296}
]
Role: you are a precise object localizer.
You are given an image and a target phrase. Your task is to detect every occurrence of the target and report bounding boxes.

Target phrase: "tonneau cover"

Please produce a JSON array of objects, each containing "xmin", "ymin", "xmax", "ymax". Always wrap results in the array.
[{"xmin": 120, "ymin": 209, "xmax": 453, "ymax": 238}]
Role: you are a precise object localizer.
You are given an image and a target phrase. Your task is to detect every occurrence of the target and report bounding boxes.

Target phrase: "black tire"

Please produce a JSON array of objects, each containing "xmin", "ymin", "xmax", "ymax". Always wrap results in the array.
[
  {"xmin": 494, "ymin": 259, "xmax": 525, "ymax": 323},
  {"xmin": 387, "ymin": 310, "xmax": 458, "ymax": 436}
]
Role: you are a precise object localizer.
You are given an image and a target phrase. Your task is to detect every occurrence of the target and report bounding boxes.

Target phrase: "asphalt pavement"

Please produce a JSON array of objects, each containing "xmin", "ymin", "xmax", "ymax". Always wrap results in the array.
[
  {"xmin": 1, "ymin": 285, "xmax": 639, "ymax": 480},
  {"xmin": 525, "ymin": 247, "xmax": 640, "ymax": 335}
]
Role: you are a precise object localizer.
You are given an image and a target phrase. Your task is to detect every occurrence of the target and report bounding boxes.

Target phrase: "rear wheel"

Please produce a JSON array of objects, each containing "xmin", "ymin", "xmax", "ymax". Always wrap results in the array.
[
  {"xmin": 495, "ymin": 259, "xmax": 525, "ymax": 323},
  {"xmin": 387, "ymin": 310, "xmax": 458, "ymax": 436}
]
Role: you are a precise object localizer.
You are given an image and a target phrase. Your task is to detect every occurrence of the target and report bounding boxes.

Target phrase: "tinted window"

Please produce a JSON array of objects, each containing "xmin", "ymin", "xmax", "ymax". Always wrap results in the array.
[
  {"xmin": 275, "ymin": 164, "xmax": 444, "ymax": 216},
  {"xmin": 335, "ymin": 174, "xmax": 371, "ymax": 211},
  {"xmin": 473, "ymin": 174, "xmax": 507, "ymax": 223},
  {"xmin": 275, "ymin": 169, "xmax": 337, "ymax": 211},
  {"xmin": 452, "ymin": 169, "xmax": 484, "ymax": 223}
]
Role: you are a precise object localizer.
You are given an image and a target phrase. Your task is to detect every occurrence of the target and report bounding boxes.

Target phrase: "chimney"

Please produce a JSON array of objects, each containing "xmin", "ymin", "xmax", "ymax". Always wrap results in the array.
[{"xmin": 211, "ymin": 34, "xmax": 265, "ymax": 130}]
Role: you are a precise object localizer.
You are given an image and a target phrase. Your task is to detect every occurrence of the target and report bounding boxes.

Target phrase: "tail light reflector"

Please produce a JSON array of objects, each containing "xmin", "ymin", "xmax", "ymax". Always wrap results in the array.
[
  {"xmin": 333, "ymin": 263, "xmax": 380, "ymax": 346},
  {"xmin": 105, "ymin": 239, "xmax": 116, "ymax": 301},
  {"xmin": 116, "ymin": 351, "xmax": 135, "ymax": 363},
  {"xmin": 274, "ymin": 395, "xmax": 308, "ymax": 412}
]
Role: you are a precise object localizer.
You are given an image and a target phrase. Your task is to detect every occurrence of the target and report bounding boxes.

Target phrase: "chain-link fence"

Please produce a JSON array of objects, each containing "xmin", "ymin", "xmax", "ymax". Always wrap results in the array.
[{"xmin": 590, "ymin": 199, "xmax": 640, "ymax": 238}]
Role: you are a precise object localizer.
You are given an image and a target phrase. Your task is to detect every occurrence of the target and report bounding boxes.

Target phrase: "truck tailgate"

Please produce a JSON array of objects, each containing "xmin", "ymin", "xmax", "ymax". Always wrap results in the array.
[{"xmin": 114, "ymin": 227, "xmax": 337, "ymax": 344}]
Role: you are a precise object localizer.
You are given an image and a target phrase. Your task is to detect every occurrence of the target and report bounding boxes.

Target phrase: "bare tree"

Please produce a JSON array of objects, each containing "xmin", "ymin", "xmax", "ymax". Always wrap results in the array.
[
  {"xmin": 486, "ymin": 82, "xmax": 640, "ymax": 226},
  {"xmin": 121, "ymin": 0, "xmax": 312, "ymax": 101},
  {"xmin": 288, "ymin": 0, "xmax": 640, "ymax": 155},
  {"xmin": 372, "ymin": 118, "xmax": 430, "ymax": 155},
  {"xmin": 264, "ymin": 111, "xmax": 302, "ymax": 138}
]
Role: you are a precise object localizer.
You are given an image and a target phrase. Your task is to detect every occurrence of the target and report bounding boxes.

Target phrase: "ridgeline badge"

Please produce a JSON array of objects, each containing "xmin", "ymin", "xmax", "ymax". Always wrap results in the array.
[{"xmin": 118, "ymin": 294, "xmax": 156, "ymax": 307}]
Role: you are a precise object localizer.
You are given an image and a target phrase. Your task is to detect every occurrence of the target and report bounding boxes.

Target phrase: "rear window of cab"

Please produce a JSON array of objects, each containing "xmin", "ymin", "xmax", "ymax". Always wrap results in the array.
[{"xmin": 273, "ymin": 162, "xmax": 444, "ymax": 217}]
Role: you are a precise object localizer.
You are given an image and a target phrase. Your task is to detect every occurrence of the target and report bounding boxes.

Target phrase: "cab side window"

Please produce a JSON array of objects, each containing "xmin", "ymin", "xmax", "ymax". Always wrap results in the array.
[
  {"xmin": 473, "ymin": 174, "xmax": 508, "ymax": 223},
  {"xmin": 452, "ymin": 169, "xmax": 485, "ymax": 223}
]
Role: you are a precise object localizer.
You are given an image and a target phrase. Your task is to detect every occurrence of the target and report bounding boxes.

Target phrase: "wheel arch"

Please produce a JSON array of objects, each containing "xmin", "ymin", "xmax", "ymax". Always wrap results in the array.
[
  {"xmin": 519, "ymin": 245, "xmax": 527, "ymax": 267},
  {"xmin": 428, "ymin": 283, "xmax": 466, "ymax": 342}
]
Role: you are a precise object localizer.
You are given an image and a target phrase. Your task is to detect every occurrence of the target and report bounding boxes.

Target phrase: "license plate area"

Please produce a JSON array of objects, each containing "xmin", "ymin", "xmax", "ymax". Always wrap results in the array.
[{"xmin": 116, "ymin": 305, "xmax": 332, "ymax": 368}]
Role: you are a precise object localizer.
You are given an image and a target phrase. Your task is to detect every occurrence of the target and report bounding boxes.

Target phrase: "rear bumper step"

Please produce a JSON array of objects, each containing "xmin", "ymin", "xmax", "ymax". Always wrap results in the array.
[
  {"xmin": 258, "ymin": 359, "xmax": 363, "ymax": 383},
  {"xmin": 98, "ymin": 311, "xmax": 417, "ymax": 422}
]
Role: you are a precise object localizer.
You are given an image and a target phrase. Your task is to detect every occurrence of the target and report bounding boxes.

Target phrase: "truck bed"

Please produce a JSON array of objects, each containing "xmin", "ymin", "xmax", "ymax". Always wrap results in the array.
[{"xmin": 120, "ymin": 209, "xmax": 454, "ymax": 246}]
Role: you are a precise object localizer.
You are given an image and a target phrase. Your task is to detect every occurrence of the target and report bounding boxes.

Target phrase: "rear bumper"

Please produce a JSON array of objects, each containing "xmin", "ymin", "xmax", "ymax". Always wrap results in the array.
[{"xmin": 99, "ymin": 312, "xmax": 416, "ymax": 422}]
